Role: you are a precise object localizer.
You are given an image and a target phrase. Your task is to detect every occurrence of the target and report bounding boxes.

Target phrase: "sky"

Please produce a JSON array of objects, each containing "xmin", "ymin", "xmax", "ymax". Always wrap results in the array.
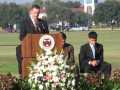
[
  {"xmin": 0, "ymin": 0, "xmax": 34, "ymax": 4},
  {"xmin": 0, "ymin": 0, "xmax": 105, "ymax": 4}
]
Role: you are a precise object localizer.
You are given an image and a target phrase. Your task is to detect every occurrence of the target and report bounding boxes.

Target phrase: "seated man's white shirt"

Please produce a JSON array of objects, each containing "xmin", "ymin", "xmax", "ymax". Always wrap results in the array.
[{"xmin": 89, "ymin": 43, "xmax": 95, "ymax": 59}]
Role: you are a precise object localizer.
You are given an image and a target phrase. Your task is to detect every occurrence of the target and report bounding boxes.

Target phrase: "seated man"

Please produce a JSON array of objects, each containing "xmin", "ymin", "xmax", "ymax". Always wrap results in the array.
[{"xmin": 79, "ymin": 31, "xmax": 111, "ymax": 77}]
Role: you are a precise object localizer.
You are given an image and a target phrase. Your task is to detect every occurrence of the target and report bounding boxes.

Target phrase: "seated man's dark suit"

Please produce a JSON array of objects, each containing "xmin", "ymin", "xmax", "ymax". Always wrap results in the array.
[{"xmin": 79, "ymin": 43, "xmax": 111, "ymax": 76}]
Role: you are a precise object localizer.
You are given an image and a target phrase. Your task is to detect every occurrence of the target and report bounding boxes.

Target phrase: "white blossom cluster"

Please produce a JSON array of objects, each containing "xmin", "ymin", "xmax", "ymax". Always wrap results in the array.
[{"xmin": 28, "ymin": 51, "xmax": 75, "ymax": 90}]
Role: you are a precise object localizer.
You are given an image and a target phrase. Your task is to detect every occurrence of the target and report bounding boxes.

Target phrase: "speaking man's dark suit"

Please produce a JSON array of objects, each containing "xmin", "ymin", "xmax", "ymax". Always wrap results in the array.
[
  {"xmin": 79, "ymin": 43, "xmax": 111, "ymax": 76},
  {"xmin": 20, "ymin": 16, "xmax": 49, "ymax": 41},
  {"xmin": 39, "ymin": 19, "xmax": 49, "ymax": 34}
]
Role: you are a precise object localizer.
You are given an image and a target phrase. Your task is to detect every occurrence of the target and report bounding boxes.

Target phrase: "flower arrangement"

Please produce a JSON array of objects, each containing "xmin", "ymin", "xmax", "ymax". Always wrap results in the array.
[
  {"xmin": 28, "ymin": 50, "xmax": 75, "ymax": 90},
  {"xmin": 1, "ymin": 69, "xmax": 120, "ymax": 90}
]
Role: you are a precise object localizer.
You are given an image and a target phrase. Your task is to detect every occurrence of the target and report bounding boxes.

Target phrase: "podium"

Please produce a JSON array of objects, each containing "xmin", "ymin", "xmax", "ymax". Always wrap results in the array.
[{"xmin": 21, "ymin": 33, "xmax": 63, "ymax": 78}]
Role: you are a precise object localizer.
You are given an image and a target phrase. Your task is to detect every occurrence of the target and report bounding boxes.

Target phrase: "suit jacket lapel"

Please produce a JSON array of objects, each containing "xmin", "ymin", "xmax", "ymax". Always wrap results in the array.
[
  {"xmin": 27, "ymin": 16, "xmax": 36, "ymax": 32},
  {"xmin": 95, "ymin": 43, "xmax": 98, "ymax": 58},
  {"xmin": 36, "ymin": 20, "xmax": 41, "ymax": 32}
]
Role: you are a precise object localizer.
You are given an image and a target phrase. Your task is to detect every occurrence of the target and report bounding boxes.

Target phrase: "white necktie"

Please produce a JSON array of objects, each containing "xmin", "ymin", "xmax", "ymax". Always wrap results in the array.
[{"xmin": 90, "ymin": 44, "xmax": 95, "ymax": 58}]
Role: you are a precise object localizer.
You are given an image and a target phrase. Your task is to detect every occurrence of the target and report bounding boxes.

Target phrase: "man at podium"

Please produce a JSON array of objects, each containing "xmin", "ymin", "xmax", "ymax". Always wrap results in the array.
[
  {"xmin": 17, "ymin": 5, "xmax": 49, "ymax": 77},
  {"xmin": 20, "ymin": 5, "xmax": 49, "ymax": 41}
]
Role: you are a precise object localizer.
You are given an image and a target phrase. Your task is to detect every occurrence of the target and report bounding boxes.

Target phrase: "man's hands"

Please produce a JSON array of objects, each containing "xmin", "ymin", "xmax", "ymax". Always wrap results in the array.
[{"xmin": 89, "ymin": 60, "xmax": 98, "ymax": 67}]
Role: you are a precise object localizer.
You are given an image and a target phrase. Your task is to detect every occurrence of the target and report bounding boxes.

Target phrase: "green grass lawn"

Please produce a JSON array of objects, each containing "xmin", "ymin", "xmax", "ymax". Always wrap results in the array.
[
  {"xmin": 0, "ymin": 33, "xmax": 19, "ymax": 76},
  {"xmin": 0, "ymin": 31, "xmax": 120, "ymax": 76}
]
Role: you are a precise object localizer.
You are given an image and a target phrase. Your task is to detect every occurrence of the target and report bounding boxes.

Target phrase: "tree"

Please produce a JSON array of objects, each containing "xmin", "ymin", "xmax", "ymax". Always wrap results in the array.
[
  {"xmin": 47, "ymin": 1, "xmax": 71, "ymax": 22},
  {"xmin": 94, "ymin": 1, "xmax": 120, "ymax": 26},
  {"xmin": 69, "ymin": 12, "xmax": 88, "ymax": 26},
  {"xmin": 0, "ymin": 3, "xmax": 27, "ymax": 28}
]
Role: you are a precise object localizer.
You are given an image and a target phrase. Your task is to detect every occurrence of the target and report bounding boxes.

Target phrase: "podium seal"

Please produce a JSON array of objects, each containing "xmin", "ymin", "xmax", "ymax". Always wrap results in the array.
[{"xmin": 39, "ymin": 35, "xmax": 55, "ymax": 51}]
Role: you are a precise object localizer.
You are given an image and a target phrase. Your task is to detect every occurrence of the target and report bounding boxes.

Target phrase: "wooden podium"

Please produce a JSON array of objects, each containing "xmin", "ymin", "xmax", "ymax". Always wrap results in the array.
[{"xmin": 21, "ymin": 33, "xmax": 63, "ymax": 78}]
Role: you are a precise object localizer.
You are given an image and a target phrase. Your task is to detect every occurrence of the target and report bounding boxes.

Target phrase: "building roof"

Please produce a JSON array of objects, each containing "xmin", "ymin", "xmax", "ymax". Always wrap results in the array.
[{"xmin": 71, "ymin": 5, "xmax": 84, "ymax": 13}]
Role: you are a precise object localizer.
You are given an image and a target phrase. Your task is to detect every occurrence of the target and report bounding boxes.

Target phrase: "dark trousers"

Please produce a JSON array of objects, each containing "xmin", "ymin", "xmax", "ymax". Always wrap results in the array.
[
  {"xmin": 80, "ymin": 62, "xmax": 112, "ymax": 77},
  {"xmin": 16, "ymin": 45, "xmax": 22, "ymax": 75},
  {"xmin": 100, "ymin": 62, "xmax": 112, "ymax": 77}
]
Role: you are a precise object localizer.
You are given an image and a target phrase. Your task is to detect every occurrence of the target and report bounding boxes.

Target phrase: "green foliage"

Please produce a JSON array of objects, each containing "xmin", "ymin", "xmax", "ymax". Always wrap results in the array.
[
  {"xmin": 0, "ymin": 3, "xmax": 27, "ymax": 28},
  {"xmin": 12, "ymin": 79, "xmax": 31, "ymax": 90},
  {"xmin": 94, "ymin": 1, "xmax": 120, "ymax": 26},
  {"xmin": 33, "ymin": 0, "xmax": 43, "ymax": 7},
  {"xmin": 46, "ymin": 0, "xmax": 70, "ymax": 22},
  {"xmin": 69, "ymin": 12, "xmax": 89, "ymax": 25}
]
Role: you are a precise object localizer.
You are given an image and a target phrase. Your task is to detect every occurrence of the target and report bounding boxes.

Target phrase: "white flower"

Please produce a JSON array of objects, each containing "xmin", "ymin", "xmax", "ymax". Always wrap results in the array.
[
  {"xmin": 45, "ymin": 82, "xmax": 49, "ymax": 87},
  {"xmin": 49, "ymin": 65, "xmax": 58, "ymax": 71},
  {"xmin": 43, "ymin": 60, "xmax": 48, "ymax": 65},
  {"xmin": 39, "ymin": 85, "xmax": 43, "ymax": 90},
  {"xmin": 48, "ymin": 57, "xmax": 55, "ymax": 64},
  {"xmin": 39, "ymin": 72, "xmax": 43, "ymax": 77},
  {"xmin": 58, "ymin": 59, "xmax": 63, "ymax": 64},
  {"xmin": 45, "ymin": 50, "xmax": 53, "ymax": 56},
  {"xmin": 52, "ymin": 84, "xmax": 56, "ymax": 88},
  {"xmin": 72, "ymin": 79, "xmax": 75, "ymax": 86},
  {"xmin": 52, "ymin": 72, "xmax": 57, "ymax": 76},
  {"xmin": 44, "ymin": 55, "xmax": 49, "ymax": 60},
  {"xmin": 39, "ymin": 65, "xmax": 45, "ymax": 71},
  {"xmin": 53, "ymin": 76, "xmax": 59, "ymax": 83}
]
